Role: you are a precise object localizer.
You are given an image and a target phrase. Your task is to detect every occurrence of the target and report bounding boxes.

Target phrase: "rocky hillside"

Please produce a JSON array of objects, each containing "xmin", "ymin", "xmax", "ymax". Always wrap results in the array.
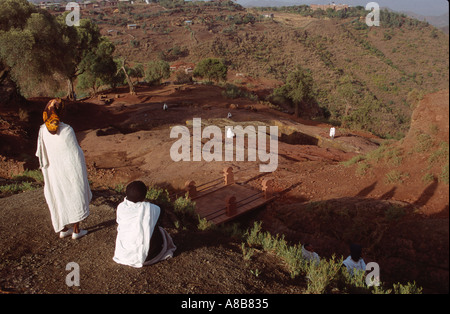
[
  {"xmin": 77, "ymin": 1, "xmax": 450, "ymax": 138},
  {"xmin": 261, "ymin": 90, "xmax": 449, "ymax": 293}
]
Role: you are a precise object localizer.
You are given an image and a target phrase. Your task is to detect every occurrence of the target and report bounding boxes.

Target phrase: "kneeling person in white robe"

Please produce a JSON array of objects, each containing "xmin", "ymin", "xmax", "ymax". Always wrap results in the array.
[
  {"xmin": 36, "ymin": 99, "xmax": 91, "ymax": 239},
  {"xmin": 113, "ymin": 181, "xmax": 176, "ymax": 268}
]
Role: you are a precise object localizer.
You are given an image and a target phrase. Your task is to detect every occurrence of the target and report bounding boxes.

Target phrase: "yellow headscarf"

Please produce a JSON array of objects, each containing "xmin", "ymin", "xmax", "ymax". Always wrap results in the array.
[{"xmin": 43, "ymin": 98, "xmax": 65, "ymax": 134}]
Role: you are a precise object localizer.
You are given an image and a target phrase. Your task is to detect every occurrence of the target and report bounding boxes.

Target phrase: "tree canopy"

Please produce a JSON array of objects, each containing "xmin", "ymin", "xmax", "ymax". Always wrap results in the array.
[
  {"xmin": 0, "ymin": 0, "xmax": 116, "ymax": 99},
  {"xmin": 145, "ymin": 60, "xmax": 170, "ymax": 85},
  {"xmin": 193, "ymin": 58, "xmax": 228, "ymax": 83},
  {"xmin": 272, "ymin": 65, "xmax": 315, "ymax": 117}
]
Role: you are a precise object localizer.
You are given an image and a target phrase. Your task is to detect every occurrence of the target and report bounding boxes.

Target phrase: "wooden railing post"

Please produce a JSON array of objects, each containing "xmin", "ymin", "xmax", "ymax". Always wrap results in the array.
[
  {"xmin": 226, "ymin": 195, "xmax": 237, "ymax": 217},
  {"xmin": 262, "ymin": 178, "xmax": 274, "ymax": 199},
  {"xmin": 223, "ymin": 167, "xmax": 234, "ymax": 185}
]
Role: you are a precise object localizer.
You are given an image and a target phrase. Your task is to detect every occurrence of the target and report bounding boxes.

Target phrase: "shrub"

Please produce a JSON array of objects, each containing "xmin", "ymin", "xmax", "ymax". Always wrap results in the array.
[
  {"xmin": 414, "ymin": 132, "xmax": 434, "ymax": 153},
  {"xmin": 12, "ymin": 169, "xmax": 43, "ymax": 183},
  {"xmin": 174, "ymin": 71, "xmax": 193, "ymax": 84},
  {"xmin": 145, "ymin": 60, "xmax": 170, "ymax": 85},
  {"xmin": 407, "ymin": 89, "xmax": 425, "ymax": 110},
  {"xmin": 384, "ymin": 205, "xmax": 406, "ymax": 221},
  {"xmin": 1, "ymin": 169, "xmax": 44, "ymax": 196},
  {"xmin": 342, "ymin": 155, "xmax": 366, "ymax": 167},
  {"xmin": 173, "ymin": 195, "xmax": 196, "ymax": 216},
  {"xmin": 385, "ymin": 170, "xmax": 409, "ymax": 184},
  {"xmin": 393, "ymin": 281, "xmax": 423, "ymax": 294},
  {"xmin": 428, "ymin": 142, "xmax": 449, "ymax": 166},
  {"xmin": 240, "ymin": 221, "xmax": 422, "ymax": 294},
  {"xmin": 130, "ymin": 39, "xmax": 140, "ymax": 48},
  {"xmin": 221, "ymin": 83, "xmax": 257, "ymax": 100},
  {"xmin": 197, "ymin": 217, "xmax": 214, "ymax": 231},
  {"xmin": 146, "ymin": 186, "xmax": 170, "ymax": 207},
  {"xmin": 356, "ymin": 162, "xmax": 371, "ymax": 176},
  {"xmin": 172, "ymin": 195, "xmax": 198, "ymax": 228},
  {"xmin": 244, "ymin": 222, "xmax": 306, "ymax": 278},
  {"xmin": 0, "ymin": 181, "xmax": 36, "ymax": 194},
  {"xmin": 305, "ymin": 255, "xmax": 342, "ymax": 294},
  {"xmin": 422, "ymin": 173, "xmax": 436, "ymax": 184}
]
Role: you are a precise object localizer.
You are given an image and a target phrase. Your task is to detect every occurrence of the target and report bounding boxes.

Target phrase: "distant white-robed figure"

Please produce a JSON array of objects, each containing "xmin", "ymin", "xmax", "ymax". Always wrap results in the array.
[
  {"xmin": 226, "ymin": 127, "xmax": 235, "ymax": 139},
  {"xmin": 329, "ymin": 127, "xmax": 336, "ymax": 139}
]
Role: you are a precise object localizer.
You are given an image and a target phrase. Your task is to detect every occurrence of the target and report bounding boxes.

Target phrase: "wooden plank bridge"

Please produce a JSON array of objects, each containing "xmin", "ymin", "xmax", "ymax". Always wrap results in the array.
[{"xmin": 183, "ymin": 167, "xmax": 276, "ymax": 225}]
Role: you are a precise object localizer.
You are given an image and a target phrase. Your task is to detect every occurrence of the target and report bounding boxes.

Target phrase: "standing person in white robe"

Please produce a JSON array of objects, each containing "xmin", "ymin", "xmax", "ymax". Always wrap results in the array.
[
  {"xmin": 35, "ymin": 98, "xmax": 91, "ymax": 240},
  {"xmin": 329, "ymin": 127, "xmax": 336, "ymax": 140},
  {"xmin": 113, "ymin": 181, "xmax": 176, "ymax": 268}
]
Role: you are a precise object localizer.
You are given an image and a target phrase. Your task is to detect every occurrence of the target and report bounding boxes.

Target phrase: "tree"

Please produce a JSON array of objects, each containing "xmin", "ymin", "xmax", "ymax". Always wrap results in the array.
[
  {"xmin": 272, "ymin": 66, "xmax": 315, "ymax": 117},
  {"xmin": 117, "ymin": 58, "xmax": 136, "ymax": 95},
  {"xmin": 128, "ymin": 63, "xmax": 145, "ymax": 84},
  {"xmin": 56, "ymin": 16, "xmax": 105, "ymax": 100},
  {"xmin": 0, "ymin": 0, "xmax": 116, "ymax": 100},
  {"xmin": 193, "ymin": 58, "xmax": 228, "ymax": 83},
  {"xmin": 0, "ymin": 0, "xmax": 67, "ymax": 97},
  {"xmin": 77, "ymin": 38, "xmax": 118, "ymax": 95},
  {"xmin": 145, "ymin": 60, "xmax": 170, "ymax": 85}
]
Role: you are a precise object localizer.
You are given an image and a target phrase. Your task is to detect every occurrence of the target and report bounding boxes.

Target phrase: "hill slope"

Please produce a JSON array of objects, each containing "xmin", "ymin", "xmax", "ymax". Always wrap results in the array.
[
  {"xmin": 260, "ymin": 90, "xmax": 449, "ymax": 293},
  {"xmin": 80, "ymin": 2, "xmax": 449, "ymax": 137}
]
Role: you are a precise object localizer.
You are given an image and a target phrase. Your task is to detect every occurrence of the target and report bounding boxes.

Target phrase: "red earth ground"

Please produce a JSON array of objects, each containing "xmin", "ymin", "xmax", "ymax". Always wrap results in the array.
[{"xmin": 0, "ymin": 84, "xmax": 448, "ymax": 293}]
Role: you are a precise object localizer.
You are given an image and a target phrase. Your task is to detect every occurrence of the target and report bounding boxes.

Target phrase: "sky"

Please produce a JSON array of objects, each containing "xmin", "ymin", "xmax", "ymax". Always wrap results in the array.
[{"xmin": 236, "ymin": 0, "xmax": 449, "ymax": 17}]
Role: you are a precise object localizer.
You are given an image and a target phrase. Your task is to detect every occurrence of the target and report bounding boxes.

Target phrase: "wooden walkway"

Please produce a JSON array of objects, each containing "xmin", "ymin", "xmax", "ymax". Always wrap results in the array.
[{"xmin": 184, "ymin": 167, "xmax": 276, "ymax": 225}]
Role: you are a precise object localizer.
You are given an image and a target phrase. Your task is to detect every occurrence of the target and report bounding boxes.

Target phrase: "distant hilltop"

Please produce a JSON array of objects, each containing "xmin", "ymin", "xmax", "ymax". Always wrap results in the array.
[{"xmin": 310, "ymin": 3, "xmax": 349, "ymax": 11}]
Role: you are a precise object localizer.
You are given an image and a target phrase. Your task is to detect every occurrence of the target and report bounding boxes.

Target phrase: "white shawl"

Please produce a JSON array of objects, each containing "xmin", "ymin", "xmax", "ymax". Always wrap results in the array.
[
  {"xmin": 144, "ymin": 226, "xmax": 177, "ymax": 266},
  {"xmin": 36, "ymin": 123, "xmax": 91, "ymax": 232},
  {"xmin": 302, "ymin": 246, "xmax": 321, "ymax": 265},
  {"xmin": 113, "ymin": 199, "xmax": 161, "ymax": 268},
  {"xmin": 343, "ymin": 256, "xmax": 367, "ymax": 275}
]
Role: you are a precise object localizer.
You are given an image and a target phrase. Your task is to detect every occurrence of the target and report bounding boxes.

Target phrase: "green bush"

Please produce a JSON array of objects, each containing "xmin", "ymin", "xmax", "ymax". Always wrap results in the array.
[
  {"xmin": 172, "ymin": 195, "xmax": 198, "ymax": 228},
  {"xmin": 428, "ymin": 142, "xmax": 449, "ymax": 166},
  {"xmin": 393, "ymin": 281, "xmax": 423, "ymax": 294},
  {"xmin": 305, "ymin": 255, "xmax": 342, "ymax": 294},
  {"xmin": 384, "ymin": 205, "xmax": 406, "ymax": 221},
  {"xmin": 241, "ymin": 221, "xmax": 422, "ymax": 294},
  {"xmin": 145, "ymin": 60, "xmax": 170, "ymax": 85},
  {"xmin": 146, "ymin": 186, "xmax": 170, "ymax": 207},
  {"xmin": 415, "ymin": 132, "xmax": 434, "ymax": 153},
  {"xmin": 1, "ymin": 169, "xmax": 44, "ymax": 196},
  {"xmin": 193, "ymin": 58, "xmax": 228, "ymax": 83},
  {"xmin": 12, "ymin": 169, "xmax": 43, "ymax": 183},
  {"xmin": 174, "ymin": 71, "xmax": 193, "ymax": 84},
  {"xmin": 173, "ymin": 195, "xmax": 196, "ymax": 216},
  {"xmin": 385, "ymin": 170, "xmax": 409, "ymax": 184},
  {"xmin": 221, "ymin": 83, "xmax": 257, "ymax": 100},
  {"xmin": 342, "ymin": 155, "xmax": 366, "ymax": 167},
  {"xmin": 0, "ymin": 181, "xmax": 36, "ymax": 194}
]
